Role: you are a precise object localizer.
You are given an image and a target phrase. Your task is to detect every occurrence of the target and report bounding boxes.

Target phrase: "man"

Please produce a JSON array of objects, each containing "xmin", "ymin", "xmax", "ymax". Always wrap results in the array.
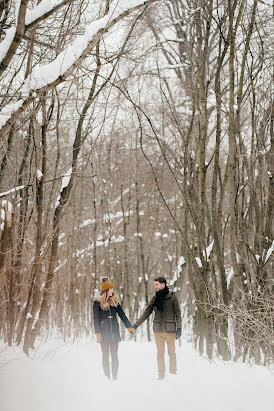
[{"xmin": 133, "ymin": 277, "xmax": 182, "ymax": 380}]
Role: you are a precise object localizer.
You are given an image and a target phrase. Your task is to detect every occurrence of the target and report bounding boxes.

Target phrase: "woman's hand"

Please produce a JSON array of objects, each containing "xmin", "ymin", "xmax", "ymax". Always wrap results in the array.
[
  {"xmin": 128, "ymin": 327, "xmax": 136, "ymax": 334},
  {"xmin": 96, "ymin": 333, "xmax": 102, "ymax": 343}
]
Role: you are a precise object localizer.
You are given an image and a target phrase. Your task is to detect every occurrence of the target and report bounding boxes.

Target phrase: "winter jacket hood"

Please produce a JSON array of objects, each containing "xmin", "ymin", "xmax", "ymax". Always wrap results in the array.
[{"xmin": 94, "ymin": 289, "xmax": 102, "ymax": 302}]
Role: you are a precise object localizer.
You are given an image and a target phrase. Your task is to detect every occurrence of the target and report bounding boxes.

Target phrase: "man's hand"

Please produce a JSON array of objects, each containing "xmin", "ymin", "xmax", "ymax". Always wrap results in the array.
[
  {"xmin": 128, "ymin": 327, "xmax": 136, "ymax": 334},
  {"xmin": 176, "ymin": 328, "xmax": 182, "ymax": 340},
  {"xmin": 96, "ymin": 333, "xmax": 102, "ymax": 343}
]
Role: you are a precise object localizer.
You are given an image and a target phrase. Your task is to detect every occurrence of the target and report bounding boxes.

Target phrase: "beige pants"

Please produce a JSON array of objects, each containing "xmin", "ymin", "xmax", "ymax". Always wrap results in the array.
[{"xmin": 154, "ymin": 332, "xmax": 176, "ymax": 377}]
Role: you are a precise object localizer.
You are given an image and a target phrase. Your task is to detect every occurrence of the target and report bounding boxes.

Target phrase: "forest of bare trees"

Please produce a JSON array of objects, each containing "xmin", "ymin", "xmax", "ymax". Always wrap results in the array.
[{"xmin": 0, "ymin": 0, "xmax": 273, "ymax": 365}]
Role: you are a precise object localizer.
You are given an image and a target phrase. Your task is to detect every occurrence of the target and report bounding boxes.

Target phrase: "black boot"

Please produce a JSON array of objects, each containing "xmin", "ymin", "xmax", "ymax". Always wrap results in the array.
[
  {"xmin": 111, "ymin": 360, "xmax": 118, "ymax": 380},
  {"xmin": 111, "ymin": 367, "xmax": 118, "ymax": 380}
]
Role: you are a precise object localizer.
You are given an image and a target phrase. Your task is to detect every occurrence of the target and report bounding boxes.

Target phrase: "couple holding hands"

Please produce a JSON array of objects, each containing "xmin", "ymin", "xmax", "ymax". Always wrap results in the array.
[{"xmin": 93, "ymin": 276, "xmax": 182, "ymax": 380}]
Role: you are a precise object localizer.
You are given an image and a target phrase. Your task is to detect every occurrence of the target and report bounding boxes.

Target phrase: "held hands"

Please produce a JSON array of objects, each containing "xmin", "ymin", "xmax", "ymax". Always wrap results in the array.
[
  {"xmin": 176, "ymin": 328, "xmax": 182, "ymax": 340},
  {"xmin": 128, "ymin": 327, "xmax": 136, "ymax": 334},
  {"xmin": 96, "ymin": 333, "xmax": 102, "ymax": 343}
]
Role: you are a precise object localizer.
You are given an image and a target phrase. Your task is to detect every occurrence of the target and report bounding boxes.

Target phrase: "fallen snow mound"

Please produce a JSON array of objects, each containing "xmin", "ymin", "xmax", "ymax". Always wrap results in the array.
[{"xmin": 0, "ymin": 339, "xmax": 273, "ymax": 411}]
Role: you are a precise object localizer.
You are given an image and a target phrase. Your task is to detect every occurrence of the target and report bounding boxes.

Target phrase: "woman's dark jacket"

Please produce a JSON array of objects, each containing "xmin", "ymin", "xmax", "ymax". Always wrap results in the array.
[{"xmin": 93, "ymin": 296, "xmax": 131, "ymax": 342}]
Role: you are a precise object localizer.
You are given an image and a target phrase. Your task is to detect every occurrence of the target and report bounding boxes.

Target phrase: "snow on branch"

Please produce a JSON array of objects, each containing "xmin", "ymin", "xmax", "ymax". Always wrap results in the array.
[
  {"xmin": 0, "ymin": 27, "xmax": 16, "ymax": 62},
  {"xmin": 0, "ymin": 185, "xmax": 25, "ymax": 198},
  {"xmin": 110, "ymin": 187, "xmax": 129, "ymax": 207},
  {"xmin": 0, "ymin": 1, "xmax": 77, "ymax": 65},
  {"xmin": 74, "ymin": 235, "xmax": 125, "ymax": 258},
  {"xmin": 203, "ymin": 240, "xmax": 214, "ymax": 261},
  {"xmin": 264, "ymin": 240, "xmax": 274, "ymax": 264},
  {"xmin": 171, "ymin": 255, "xmax": 186, "ymax": 285},
  {"xmin": 55, "ymin": 167, "xmax": 72, "ymax": 207},
  {"xmin": 0, "ymin": 0, "xmax": 29, "ymax": 77},
  {"xmin": 0, "ymin": 0, "xmax": 157, "ymax": 133},
  {"xmin": 1, "ymin": 200, "xmax": 13, "ymax": 231},
  {"xmin": 160, "ymin": 64, "xmax": 184, "ymax": 69},
  {"xmin": 194, "ymin": 241, "xmax": 214, "ymax": 269},
  {"xmin": 25, "ymin": 0, "xmax": 76, "ymax": 28}
]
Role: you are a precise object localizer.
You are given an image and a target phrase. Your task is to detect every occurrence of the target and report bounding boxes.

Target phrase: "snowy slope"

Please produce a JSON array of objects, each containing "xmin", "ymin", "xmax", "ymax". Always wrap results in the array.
[{"xmin": 0, "ymin": 339, "xmax": 273, "ymax": 411}]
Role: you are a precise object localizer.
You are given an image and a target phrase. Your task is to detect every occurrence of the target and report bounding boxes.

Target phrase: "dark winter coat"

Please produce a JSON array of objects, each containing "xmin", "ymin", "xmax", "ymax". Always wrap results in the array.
[
  {"xmin": 134, "ymin": 290, "xmax": 182, "ymax": 333},
  {"xmin": 93, "ymin": 295, "xmax": 131, "ymax": 342}
]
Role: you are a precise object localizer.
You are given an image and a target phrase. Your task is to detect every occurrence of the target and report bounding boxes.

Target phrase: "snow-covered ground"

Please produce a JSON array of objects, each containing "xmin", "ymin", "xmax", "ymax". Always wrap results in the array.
[{"xmin": 0, "ymin": 338, "xmax": 273, "ymax": 411}]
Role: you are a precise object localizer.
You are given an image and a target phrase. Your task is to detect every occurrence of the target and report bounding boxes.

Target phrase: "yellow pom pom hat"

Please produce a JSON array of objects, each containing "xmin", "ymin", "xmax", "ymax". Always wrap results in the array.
[{"xmin": 101, "ymin": 277, "xmax": 114, "ymax": 293}]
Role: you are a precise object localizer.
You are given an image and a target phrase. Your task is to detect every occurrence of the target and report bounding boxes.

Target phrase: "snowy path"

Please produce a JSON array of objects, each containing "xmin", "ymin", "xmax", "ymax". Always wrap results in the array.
[{"xmin": 0, "ymin": 339, "xmax": 273, "ymax": 411}]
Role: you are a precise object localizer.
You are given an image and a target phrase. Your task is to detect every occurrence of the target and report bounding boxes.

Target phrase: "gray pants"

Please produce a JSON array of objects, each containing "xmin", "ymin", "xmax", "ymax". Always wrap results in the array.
[{"xmin": 100, "ymin": 341, "xmax": 119, "ymax": 379}]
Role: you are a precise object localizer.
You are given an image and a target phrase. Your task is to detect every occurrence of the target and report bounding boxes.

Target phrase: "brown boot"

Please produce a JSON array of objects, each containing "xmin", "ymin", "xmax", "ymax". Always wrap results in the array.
[{"xmin": 157, "ymin": 374, "xmax": 165, "ymax": 380}]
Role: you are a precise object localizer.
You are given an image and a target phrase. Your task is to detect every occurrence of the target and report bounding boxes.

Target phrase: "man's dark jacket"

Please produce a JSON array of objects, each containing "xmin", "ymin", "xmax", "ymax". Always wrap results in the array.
[{"xmin": 134, "ymin": 290, "xmax": 182, "ymax": 333}]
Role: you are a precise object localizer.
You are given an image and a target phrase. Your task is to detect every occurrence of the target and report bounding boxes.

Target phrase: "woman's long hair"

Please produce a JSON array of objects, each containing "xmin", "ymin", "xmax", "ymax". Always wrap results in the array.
[{"xmin": 100, "ymin": 289, "xmax": 119, "ymax": 310}]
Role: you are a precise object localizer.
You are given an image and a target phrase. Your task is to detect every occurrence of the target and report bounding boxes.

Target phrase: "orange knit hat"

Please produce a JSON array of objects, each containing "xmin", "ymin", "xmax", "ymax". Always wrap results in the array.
[{"xmin": 101, "ymin": 277, "xmax": 114, "ymax": 293}]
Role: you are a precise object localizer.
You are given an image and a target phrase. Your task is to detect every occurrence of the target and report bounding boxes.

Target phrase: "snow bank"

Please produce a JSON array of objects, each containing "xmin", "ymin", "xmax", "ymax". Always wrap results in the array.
[{"xmin": 0, "ymin": 339, "xmax": 273, "ymax": 411}]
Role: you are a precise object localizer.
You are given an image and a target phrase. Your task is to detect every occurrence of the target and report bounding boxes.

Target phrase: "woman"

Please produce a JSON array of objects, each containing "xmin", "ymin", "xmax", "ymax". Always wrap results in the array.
[{"xmin": 93, "ymin": 277, "xmax": 136, "ymax": 380}]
